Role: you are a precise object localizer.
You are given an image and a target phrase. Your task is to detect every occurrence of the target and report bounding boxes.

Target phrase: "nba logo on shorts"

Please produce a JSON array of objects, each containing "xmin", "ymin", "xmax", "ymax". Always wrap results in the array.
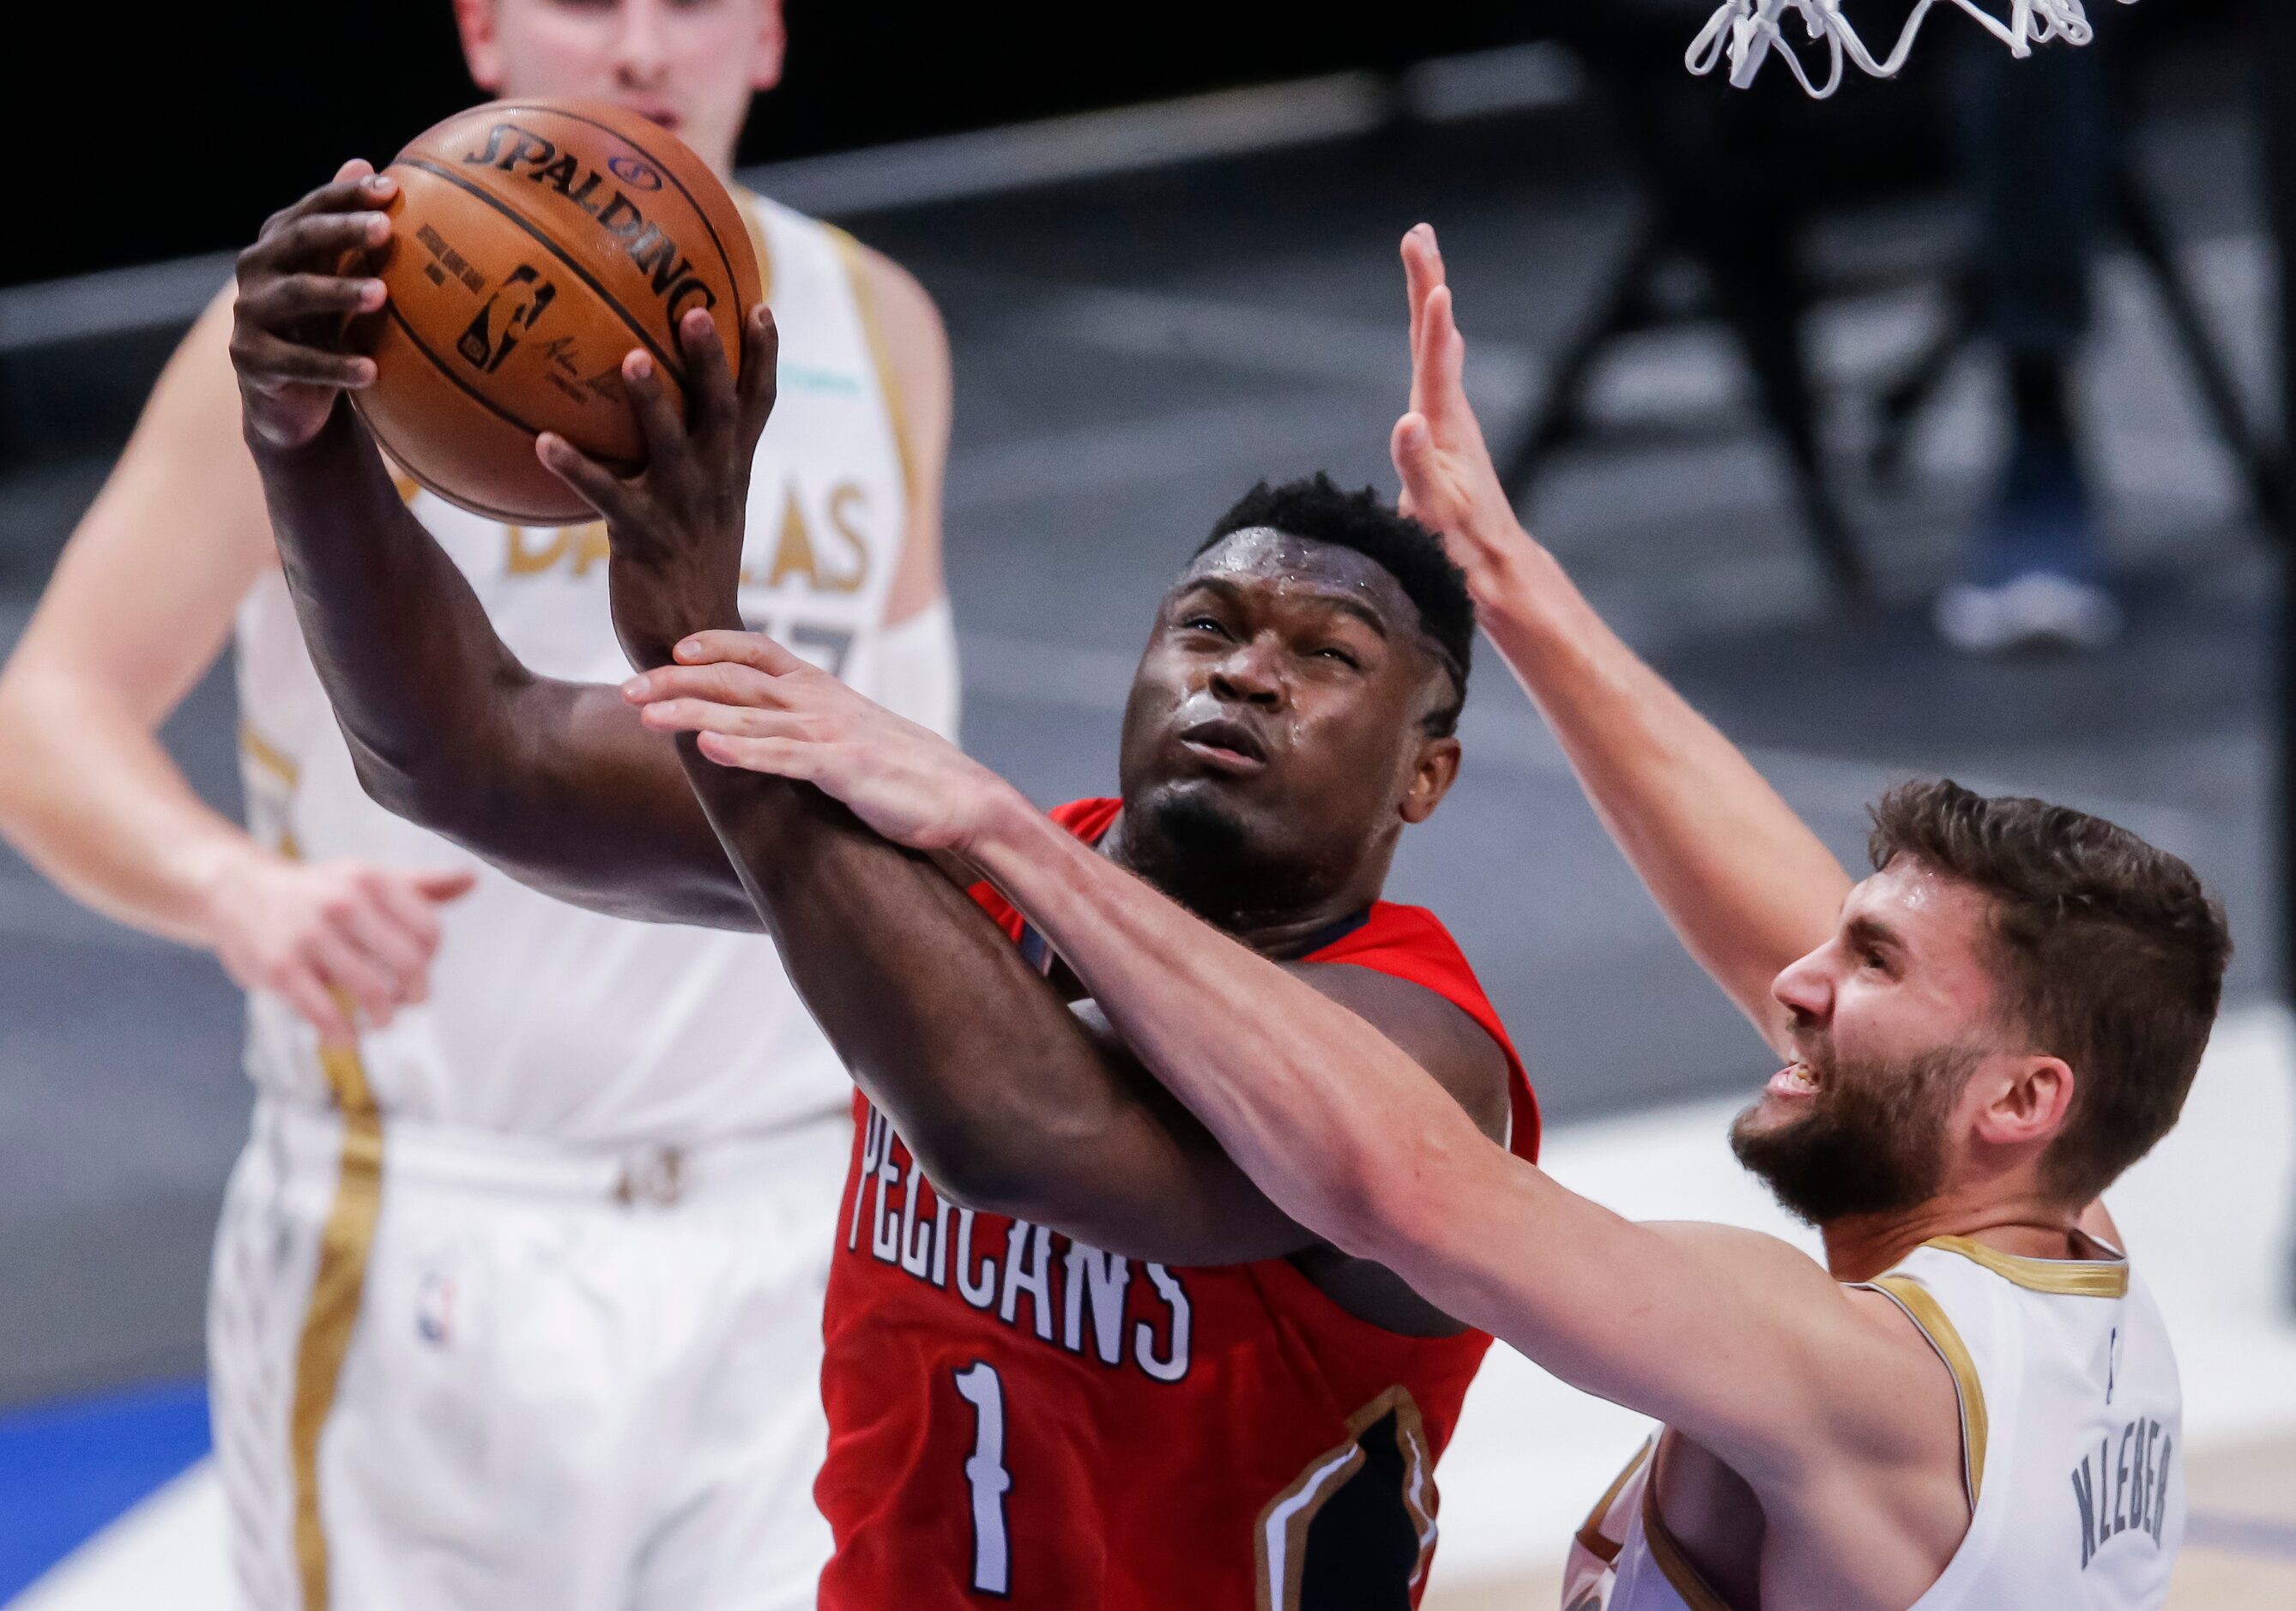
[
  {"xmin": 416, "ymin": 1270, "xmax": 459, "ymax": 1346},
  {"xmin": 457, "ymin": 266, "xmax": 558, "ymax": 375}
]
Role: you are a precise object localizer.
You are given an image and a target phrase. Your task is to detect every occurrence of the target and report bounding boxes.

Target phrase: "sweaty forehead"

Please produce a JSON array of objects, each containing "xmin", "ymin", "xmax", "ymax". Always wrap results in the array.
[
  {"xmin": 1848, "ymin": 862, "xmax": 1999, "ymax": 968},
  {"xmin": 1177, "ymin": 528, "xmax": 1419, "ymax": 631}
]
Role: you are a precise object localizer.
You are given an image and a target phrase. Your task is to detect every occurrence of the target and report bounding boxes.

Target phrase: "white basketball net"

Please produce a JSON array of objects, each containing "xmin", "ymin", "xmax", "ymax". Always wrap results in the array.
[{"xmin": 1688, "ymin": 0, "xmax": 2138, "ymax": 99}]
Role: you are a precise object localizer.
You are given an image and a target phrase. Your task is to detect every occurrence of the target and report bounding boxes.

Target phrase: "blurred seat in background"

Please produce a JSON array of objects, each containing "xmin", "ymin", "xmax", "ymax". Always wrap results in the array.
[{"xmin": 1506, "ymin": 0, "xmax": 2273, "ymax": 636}]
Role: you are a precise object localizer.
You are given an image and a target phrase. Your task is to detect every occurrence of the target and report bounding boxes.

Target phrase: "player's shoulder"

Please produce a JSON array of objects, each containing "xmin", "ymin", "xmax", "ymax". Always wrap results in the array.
[
  {"xmin": 1303, "ymin": 945, "xmax": 1515, "ymax": 1147},
  {"xmin": 739, "ymin": 186, "xmax": 943, "ymax": 332}
]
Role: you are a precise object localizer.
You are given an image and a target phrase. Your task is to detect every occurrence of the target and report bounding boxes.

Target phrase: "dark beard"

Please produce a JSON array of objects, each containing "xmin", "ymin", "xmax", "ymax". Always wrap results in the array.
[
  {"xmin": 1729, "ymin": 1043, "xmax": 1975, "ymax": 1225},
  {"xmin": 1117, "ymin": 788, "xmax": 1314, "ymax": 929}
]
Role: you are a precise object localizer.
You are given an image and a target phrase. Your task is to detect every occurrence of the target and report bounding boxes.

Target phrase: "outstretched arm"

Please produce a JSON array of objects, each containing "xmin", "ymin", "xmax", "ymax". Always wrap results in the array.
[
  {"xmin": 1387, "ymin": 225, "xmax": 1852, "ymax": 1054},
  {"xmin": 231, "ymin": 161, "xmax": 751, "ymax": 927},
  {"xmin": 625, "ymin": 646, "xmax": 1947, "ymax": 1483}
]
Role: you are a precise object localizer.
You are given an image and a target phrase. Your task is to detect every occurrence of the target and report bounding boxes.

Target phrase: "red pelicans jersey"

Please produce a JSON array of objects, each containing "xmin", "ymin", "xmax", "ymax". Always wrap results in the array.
[{"xmin": 815, "ymin": 798, "xmax": 1540, "ymax": 1609}]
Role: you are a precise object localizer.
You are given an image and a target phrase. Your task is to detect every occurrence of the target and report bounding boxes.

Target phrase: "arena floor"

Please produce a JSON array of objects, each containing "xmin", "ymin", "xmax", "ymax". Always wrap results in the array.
[{"xmin": 3, "ymin": 63, "xmax": 2293, "ymax": 1606}]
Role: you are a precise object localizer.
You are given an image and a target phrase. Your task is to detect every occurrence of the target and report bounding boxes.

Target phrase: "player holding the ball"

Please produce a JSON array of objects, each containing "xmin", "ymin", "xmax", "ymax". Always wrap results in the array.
[{"xmin": 0, "ymin": 5, "xmax": 950, "ymax": 1610}]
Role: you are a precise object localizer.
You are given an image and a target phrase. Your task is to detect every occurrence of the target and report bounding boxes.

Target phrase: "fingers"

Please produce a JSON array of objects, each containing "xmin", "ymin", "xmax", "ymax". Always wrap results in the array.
[
  {"xmin": 329, "ymin": 891, "xmax": 436, "ymax": 1006},
  {"xmin": 368, "ymin": 871, "xmax": 451, "ymax": 952},
  {"xmin": 623, "ymin": 658, "xmax": 789, "ymax": 710},
  {"xmin": 676, "ymin": 628, "xmax": 807, "ymax": 673},
  {"xmin": 245, "ymin": 192, "xmax": 394, "ymax": 281},
  {"xmin": 536, "ymin": 432, "xmax": 633, "ymax": 523},
  {"xmin": 637, "ymin": 697, "xmax": 807, "ymax": 740},
  {"xmin": 619, "ymin": 348, "xmax": 688, "ymax": 469},
  {"xmin": 262, "ymin": 167, "xmax": 392, "ymax": 236},
  {"xmin": 1419, "ymin": 284, "xmax": 1467, "ymax": 424},
  {"xmin": 696, "ymin": 731, "xmax": 818, "ymax": 780},
  {"xmin": 275, "ymin": 966, "xmax": 360, "ymax": 1047},
  {"xmin": 239, "ymin": 270, "xmax": 387, "ymax": 329},
  {"xmin": 305, "ymin": 921, "xmax": 405, "ymax": 1029},
  {"xmin": 679, "ymin": 306, "xmax": 737, "ymax": 443},
  {"xmin": 1391, "ymin": 412, "xmax": 1440, "ymax": 515},
  {"xmin": 737, "ymin": 305, "xmax": 780, "ymax": 447},
  {"xmin": 1402, "ymin": 223, "xmax": 1442, "ymax": 359},
  {"xmin": 231, "ymin": 328, "xmax": 376, "ymax": 393},
  {"xmin": 409, "ymin": 868, "xmax": 479, "ymax": 903}
]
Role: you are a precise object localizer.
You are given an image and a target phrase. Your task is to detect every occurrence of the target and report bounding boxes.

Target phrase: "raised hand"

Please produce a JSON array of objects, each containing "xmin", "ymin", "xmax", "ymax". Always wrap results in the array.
[
  {"xmin": 1389, "ymin": 224, "xmax": 1535, "ymax": 595},
  {"xmin": 622, "ymin": 631, "xmax": 1014, "ymax": 855},
  {"xmin": 231, "ymin": 160, "xmax": 395, "ymax": 452},
  {"xmin": 538, "ymin": 305, "xmax": 779, "ymax": 671}
]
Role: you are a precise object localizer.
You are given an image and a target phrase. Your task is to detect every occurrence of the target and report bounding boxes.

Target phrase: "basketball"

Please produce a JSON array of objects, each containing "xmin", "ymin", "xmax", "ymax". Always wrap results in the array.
[{"xmin": 350, "ymin": 100, "xmax": 763, "ymax": 524}]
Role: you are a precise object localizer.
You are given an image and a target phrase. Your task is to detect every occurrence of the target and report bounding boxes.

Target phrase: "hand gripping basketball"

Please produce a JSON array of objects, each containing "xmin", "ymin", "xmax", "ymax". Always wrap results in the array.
[
  {"xmin": 231, "ymin": 159, "xmax": 396, "ymax": 452},
  {"xmin": 536, "ymin": 303, "xmax": 780, "ymax": 672}
]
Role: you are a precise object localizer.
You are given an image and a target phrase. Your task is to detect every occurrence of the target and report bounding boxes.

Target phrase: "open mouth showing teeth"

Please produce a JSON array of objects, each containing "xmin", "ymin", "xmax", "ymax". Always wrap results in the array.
[{"xmin": 1767, "ymin": 1062, "xmax": 1820, "ymax": 1097}]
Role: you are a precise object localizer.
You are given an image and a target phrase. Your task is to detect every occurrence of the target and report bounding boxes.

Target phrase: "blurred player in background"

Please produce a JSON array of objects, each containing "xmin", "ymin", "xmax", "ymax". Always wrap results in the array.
[
  {"xmin": 0, "ymin": 3, "xmax": 952, "ymax": 1608},
  {"xmin": 1933, "ymin": 17, "xmax": 2124, "ymax": 652}
]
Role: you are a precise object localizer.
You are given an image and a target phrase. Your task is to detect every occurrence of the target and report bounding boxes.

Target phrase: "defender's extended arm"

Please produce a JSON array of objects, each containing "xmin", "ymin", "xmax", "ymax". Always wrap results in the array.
[
  {"xmin": 1390, "ymin": 226, "xmax": 1853, "ymax": 1053},
  {"xmin": 623, "ymin": 652, "xmax": 1936, "ymax": 1478}
]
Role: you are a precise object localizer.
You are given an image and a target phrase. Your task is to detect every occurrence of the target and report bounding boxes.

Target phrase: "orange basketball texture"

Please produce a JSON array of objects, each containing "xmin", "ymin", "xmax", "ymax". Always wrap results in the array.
[{"xmin": 350, "ymin": 100, "xmax": 763, "ymax": 524}]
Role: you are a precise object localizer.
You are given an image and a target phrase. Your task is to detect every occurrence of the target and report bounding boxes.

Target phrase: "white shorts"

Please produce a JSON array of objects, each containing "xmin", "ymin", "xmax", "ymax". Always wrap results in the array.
[{"xmin": 207, "ymin": 1096, "xmax": 849, "ymax": 1611}]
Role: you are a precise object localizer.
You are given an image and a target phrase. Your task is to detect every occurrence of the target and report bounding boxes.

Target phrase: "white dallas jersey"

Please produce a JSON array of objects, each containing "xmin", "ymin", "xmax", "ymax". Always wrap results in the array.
[
  {"xmin": 235, "ymin": 191, "xmax": 938, "ymax": 1144},
  {"xmin": 1566, "ymin": 1236, "xmax": 2180, "ymax": 1611}
]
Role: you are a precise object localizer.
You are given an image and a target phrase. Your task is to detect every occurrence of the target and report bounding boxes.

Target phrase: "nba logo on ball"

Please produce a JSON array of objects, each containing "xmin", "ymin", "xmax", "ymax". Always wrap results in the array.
[
  {"xmin": 349, "ymin": 99, "xmax": 764, "ymax": 526},
  {"xmin": 456, "ymin": 266, "xmax": 557, "ymax": 376}
]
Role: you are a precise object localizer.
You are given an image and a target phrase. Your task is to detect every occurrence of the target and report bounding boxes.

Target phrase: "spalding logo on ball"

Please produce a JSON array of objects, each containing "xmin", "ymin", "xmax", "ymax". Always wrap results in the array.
[{"xmin": 351, "ymin": 100, "xmax": 764, "ymax": 524}]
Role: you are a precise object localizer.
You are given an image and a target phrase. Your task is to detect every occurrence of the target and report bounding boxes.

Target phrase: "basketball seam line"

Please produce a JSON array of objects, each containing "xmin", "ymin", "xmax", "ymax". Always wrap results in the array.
[
  {"xmin": 360, "ymin": 394, "xmax": 586, "ymax": 526},
  {"xmin": 401, "ymin": 157, "xmax": 692, "ymax": 399},
  {"xmin": 495, "ymin": 103, "xmax": 745, "ymax": 305}
]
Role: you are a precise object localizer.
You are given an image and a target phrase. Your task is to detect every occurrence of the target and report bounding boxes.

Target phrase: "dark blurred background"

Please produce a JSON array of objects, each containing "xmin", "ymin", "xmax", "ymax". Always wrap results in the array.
[{"xmin": 15, "ymin": 2, "xmax": 1562, "ymax": 287}]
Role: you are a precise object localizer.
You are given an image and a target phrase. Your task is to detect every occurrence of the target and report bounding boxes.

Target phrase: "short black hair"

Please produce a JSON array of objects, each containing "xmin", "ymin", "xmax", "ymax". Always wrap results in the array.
[{"xmin": 1197, "ymin": 474, "xmax": 1474, "ymax": 737}]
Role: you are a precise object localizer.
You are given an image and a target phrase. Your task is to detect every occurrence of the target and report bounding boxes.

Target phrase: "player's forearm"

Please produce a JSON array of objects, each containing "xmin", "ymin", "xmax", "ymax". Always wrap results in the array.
[
  {"xmin": 1469, "ymin": 529, "xmax": 1851, "ymax": 1045},
  {"xmin": 249, "ymin": 403, "xmax": 535, "ymax": 830},
  {"xmin": 961, "ymin": 792, "xmax": 1469, "ymax": 1255},
  {"xmin": 0, "ymin": 675, "xmax": 269, "ymax": 946},
  {"xmin": 675, "ymin": 758, "xmax": 1157, "ymax": 1224}
]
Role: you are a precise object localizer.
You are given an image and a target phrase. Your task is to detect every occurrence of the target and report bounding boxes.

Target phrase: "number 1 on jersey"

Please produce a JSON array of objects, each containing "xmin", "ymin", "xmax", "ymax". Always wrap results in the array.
[{"xmin": 954, "ymin": 1361, "xmax": 1012, "ymax": 1595}]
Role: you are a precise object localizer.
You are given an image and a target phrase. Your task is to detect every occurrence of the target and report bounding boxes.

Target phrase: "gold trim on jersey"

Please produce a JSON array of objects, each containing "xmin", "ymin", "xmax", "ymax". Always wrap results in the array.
[
  {"xmin": 1574, "ymin": 1439, "xmax": 1653, "ymax": 1566},
  {"xmin": 270, "ymin": 831, "xmax": 386, "ymax": 1611},
  {"xmin": 1253, "ymin": 1385, "xmax": 1435, "ymax": 1611},
  {"xmin": 827, "ymin": 224, "xmax": 918, "ymax": 504},
  {"xmin": 1924, "ymin": 1234, "xmax": 2130, "ymax": 1299},
  {"xmin": 239, "ymin": 723, "xmax": 301, "ymax": 791},
  {"xmin": 1639, "ymin": 1451, "xmax": 1737, "ymax": 1611},
  {"xmin": 733, "ymin": 190, "xmax": 777, "ymax": 308},
  {"xmin": 1870, "ymin": 1274, "xmax": 1990, "ymax": 1509}
]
